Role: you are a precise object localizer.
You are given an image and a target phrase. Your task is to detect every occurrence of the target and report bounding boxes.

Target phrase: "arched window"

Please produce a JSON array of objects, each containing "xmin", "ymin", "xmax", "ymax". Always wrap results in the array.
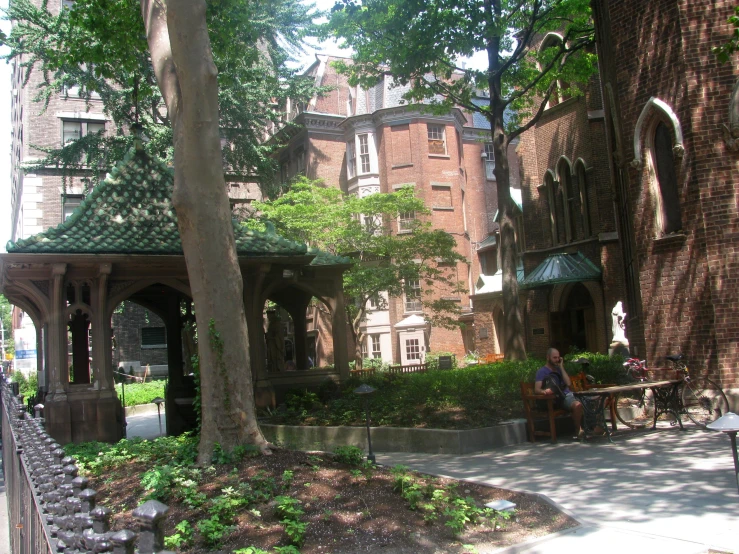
[
  {"xmin": 652, "ymin": 121, "xmax": 682, "ymax": 234},
  {"xmin": 543, "ymin": 172, "xmax": 558, "ymax": 246},
  {"xmin": 559, "ymin": 159, "xmax": 577, "ymax": 242},
  {"xmin": 575, "ymin": 162, "xmax": 592, "ymax": 237},
  {"xmin": 631, "ymin": 97, "xmax": 684, "ymax": 237},
  {"xmin": 539, "ymin": 33, "xmax": 571, "ymax": 109}
]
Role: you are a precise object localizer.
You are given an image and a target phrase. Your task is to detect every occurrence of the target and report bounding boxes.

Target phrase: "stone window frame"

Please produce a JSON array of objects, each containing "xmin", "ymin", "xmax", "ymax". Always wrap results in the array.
[
  {"xmin": 141, "ymin": 327, "xmax": 167, "ymax": 349},
  {"xmin": 61, "ymin": 118, "xmax": 105, "ymax": 145},
  {"xmin": 630, "ymin": 97, "xmax": 685, "ymax": 238},
  {"xmin": 346, "ymin": 140, "xmax": 356, "ymax": 178},
  {"xmin": 62, "ymin": 193, "xmax": 84, "ymax": 222},
  {"xmin": 484, "ymin": 143, "xmax": 496, "ymax": 180},
  {"xmin": 538, "ymin": 32, "xmax": 571, "ymax": 109},
  {"xmin": 370, "ymin": 334, "xmax": 382, "ymax": 359},
  {"xmin": 574, "ymin": 158, "xmax": 593, "ymax": 237},
  {"xmin": 542, "ymin": 170, "xmax": 559, "ymax": 246},
  {"xmin": 358, "ymin": 133, "xmax": 371, "ymax": 174},
  {"xmin": 427, "ymin": 124, "xmax": 447, "ymax": 155},
  {"xmin": 404, "ymin": 278, "xmax": 423, "ymax": 313},
  {"xmin": 556, "ymin": 156, "xmax": 578, "ymax": 243}
]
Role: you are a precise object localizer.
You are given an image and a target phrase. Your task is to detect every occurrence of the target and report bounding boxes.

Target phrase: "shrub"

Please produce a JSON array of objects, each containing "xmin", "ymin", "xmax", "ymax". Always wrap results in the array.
[
  {"xmin": 164, "ymin": 520, "xmax": 193, "ymax": 550},
  {"xmin": 564, "ymin": 351, "xmax": 628, "ymax": 385},
  {"xmin": 333, "ymin": 445, "xmax": 364, "ymax": 466},
  {"xmin": 114, "ymin": 381, "xmax": 165, "ymax": 407},
  {"xmin": 11, "ymin": 371, "xmax": 38, "ymax": 399}
]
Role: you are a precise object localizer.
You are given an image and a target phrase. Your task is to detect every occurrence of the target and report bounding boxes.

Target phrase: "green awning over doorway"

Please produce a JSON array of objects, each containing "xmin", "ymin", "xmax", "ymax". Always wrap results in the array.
[{"xmin": 520, "ymin": 251, "xmax": 601, "ymax": 289}]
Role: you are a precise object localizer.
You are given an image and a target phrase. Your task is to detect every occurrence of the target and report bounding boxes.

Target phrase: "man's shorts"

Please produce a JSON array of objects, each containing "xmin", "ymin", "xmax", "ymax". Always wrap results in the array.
[{"xmin": 562, "ymin": 392, "xmax": 579, "ymax": 411}]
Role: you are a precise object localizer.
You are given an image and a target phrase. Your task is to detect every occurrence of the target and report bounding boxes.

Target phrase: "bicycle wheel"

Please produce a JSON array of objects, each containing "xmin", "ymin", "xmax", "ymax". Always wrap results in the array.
[
  {"xmin": 681, "ymin": 378, "xmax": 729, "ymax": 428},
  {"xmin": 614, "ymin": 390, "xmax": 655, "ymax": 429}
]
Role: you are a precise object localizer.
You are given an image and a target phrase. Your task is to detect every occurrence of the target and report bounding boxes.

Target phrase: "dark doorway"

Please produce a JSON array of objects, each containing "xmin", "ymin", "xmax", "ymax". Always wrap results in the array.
[{"xmin": 550, "ymin": 283, "xmax": 596, "ymax": 354}]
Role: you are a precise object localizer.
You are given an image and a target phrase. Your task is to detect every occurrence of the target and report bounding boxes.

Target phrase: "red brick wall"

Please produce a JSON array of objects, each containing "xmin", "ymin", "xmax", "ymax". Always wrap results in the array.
[
  {"xmin": 513, "ymin": 34, "xmax": 626, "ymax": 359},
  {"xmin": 592, "ymin": 0, "xmax": 738, "ymax": 386}
]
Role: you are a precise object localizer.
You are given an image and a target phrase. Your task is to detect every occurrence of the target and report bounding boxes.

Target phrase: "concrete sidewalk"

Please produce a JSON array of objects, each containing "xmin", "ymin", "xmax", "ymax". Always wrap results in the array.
[
  {"xmin": 377, "ymin": 425, "xmax": 739, "ymax": 553},
  {"xmin": 0, "ymin": 450, "xmax": 9, "ymax": 554}
]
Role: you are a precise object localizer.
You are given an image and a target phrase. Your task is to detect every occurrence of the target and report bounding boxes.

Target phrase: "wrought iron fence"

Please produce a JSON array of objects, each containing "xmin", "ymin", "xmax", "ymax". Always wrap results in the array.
[{"xmin": 1, "ymin": 381, "xmax": 173, "ymax": 553}]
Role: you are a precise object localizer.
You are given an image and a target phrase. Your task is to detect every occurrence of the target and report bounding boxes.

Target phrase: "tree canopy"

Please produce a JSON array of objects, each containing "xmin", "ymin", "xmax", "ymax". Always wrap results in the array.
[
  {"xmin": 251, "ymin": 178, "xmax": 466, "ymax": 366},
  {"xmin": 326, "ymin": 0, "xmax": 597, "ymax": 359},
  {"xmin": 2, "ymin": 0, "xmax": 324, "ymax": 190}
]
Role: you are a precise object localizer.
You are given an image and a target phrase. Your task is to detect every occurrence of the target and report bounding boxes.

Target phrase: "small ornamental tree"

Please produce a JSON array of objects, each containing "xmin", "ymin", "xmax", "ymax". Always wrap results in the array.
[
  {"xmin": 252, "ymin": 178, "xmax": 466, "ymax": 369},
  {"xmin": 326, "ymin": 0, "xmax": 597, "ymax": 360}
]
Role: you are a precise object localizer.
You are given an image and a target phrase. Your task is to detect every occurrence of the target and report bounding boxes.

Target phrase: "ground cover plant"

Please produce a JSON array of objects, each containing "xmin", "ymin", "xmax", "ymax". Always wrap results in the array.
[
  {"xmin": 115, "ymin": 381, "xmax": 166, "ymax": 407},
  {"xmin": 65, "ymin": 436, "xmax": 576, "ymax": 553},
  {"xmin": 263, "ymin": 354, "xmax": 625, "ymax": 429}
]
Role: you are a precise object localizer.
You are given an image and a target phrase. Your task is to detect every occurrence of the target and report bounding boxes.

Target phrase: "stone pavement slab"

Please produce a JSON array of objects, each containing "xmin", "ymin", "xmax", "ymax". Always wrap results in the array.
[
  {"xmin": 125, "ymin": 411, "xmax": 167, "ymax": 441},
  {"xmin": 376, "ymin": 425, "xmax": 739, "ymax": 554}
]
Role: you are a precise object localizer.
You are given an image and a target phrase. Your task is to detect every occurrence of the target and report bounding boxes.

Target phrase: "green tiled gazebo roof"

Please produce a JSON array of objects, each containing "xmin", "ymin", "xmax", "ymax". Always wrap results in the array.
[
  {"xmin": 520, "ymin": 252, "xmax": 601, "ymax": 289},
  {"xmin": 6, "ymin": 145, "xmax": 328, "ymax": 261}
]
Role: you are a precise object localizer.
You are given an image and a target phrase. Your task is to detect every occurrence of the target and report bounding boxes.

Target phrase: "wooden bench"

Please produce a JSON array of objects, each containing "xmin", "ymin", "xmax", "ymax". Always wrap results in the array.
[
  {"xmin": 482, "ymin": 353, "xmax": 505, "ymax": 364},
  {"xmin": 520, "ymin": 372, "xmax": 617, "ymax": 443},
  {"xmin": 350, "ymin": 363, "xmax": 428, "ymax": 379}
]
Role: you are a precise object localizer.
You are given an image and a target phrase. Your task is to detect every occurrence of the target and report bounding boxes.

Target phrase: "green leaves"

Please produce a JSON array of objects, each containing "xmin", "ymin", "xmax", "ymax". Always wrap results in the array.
[
  {"xmin": 714, "ymin": 6, "xmax": 739, "ymax": 64},
  {"xmin": 2, "ymin": 0, "xmax": 323, "ymax": 188},
  {"xmin": 251, "ymin": 177, "xmax": 465, "ymax": 357}
]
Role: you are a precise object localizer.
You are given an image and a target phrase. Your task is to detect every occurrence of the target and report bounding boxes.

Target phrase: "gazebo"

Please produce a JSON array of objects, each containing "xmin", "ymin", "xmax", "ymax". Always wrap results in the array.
[{"xmin": 0, "ymin": 143, "xmax": 351, "ymax": 444}]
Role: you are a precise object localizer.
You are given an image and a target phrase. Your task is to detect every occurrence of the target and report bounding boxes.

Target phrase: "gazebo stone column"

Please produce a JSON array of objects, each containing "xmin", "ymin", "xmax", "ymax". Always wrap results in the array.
[
  {"xmin": 90, "ymin": 264, "xmax": 123, "ymax": 443},
  {"xmin": 45, "ymin": 263, "xmax": 72, "ymax": 444},
  {"xmin": 328, "ymin": 275, "xmax": 350, "ymax": 381},
  {"xmin": 284, "ymin": 295, "xmax": 312, "ymax": 370},
  {"xmin": 47, "ymin": 263, "xmax": 68, "ymax": 397},
  {"xmin": 244, "ymin": 265, "xmax": 275, "ymax": 408},
  {"xmin": 92, "ymin": 264, "xmax": 115, "ymax": 392},
  {"xmin": 165, "ymin": 294, "xmax": 190, "ymax": 436}
]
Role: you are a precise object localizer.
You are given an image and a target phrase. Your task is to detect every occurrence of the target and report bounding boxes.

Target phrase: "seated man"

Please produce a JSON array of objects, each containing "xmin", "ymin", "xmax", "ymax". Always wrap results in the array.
[{"xmin": 534, "ymin": 348, "xmax": 585, "ymax": 438}]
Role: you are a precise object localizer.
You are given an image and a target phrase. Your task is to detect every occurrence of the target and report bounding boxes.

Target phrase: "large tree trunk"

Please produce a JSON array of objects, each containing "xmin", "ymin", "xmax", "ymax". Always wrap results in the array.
[
  {"xmin": 487, "ymin": 0, "xmax": 526, "ymax": 361},
  {"xmin": 493, "ymin": 136, "xmax": 527, "ymax": 361},
  {"xmin": 141, "ymin": 0, "xmax": 269, "ymax": 462}
]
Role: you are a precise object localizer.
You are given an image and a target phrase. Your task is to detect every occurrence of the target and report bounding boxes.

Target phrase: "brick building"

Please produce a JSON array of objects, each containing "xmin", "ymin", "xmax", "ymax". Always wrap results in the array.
[
  {"xmin": 591, "ymin": 0, "xmax": 739, "ymax": 397},
  {"xmin": 270, "ymin": 55, "xmax": 512, "ymax": 364}
]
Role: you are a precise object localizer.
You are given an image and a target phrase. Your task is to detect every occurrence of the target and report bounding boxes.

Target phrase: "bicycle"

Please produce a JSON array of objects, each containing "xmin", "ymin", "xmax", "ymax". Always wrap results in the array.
[{"xmin": 614, "ymin": 354, "xmax": 729, "ymax": 429}]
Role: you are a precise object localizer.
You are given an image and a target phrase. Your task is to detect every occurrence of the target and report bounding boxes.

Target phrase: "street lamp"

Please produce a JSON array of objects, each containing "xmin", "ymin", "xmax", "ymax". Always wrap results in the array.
[
  {"xmin": 152, "ymin": 397, "xmax": 165, "ymax": 436},
  {"xmin": 707, "ymin": 412, "xmax": 739, "ymax": 494},
  {"xmin": 354, "ymin": 384, "xmax": 377, "ymax": 464}
]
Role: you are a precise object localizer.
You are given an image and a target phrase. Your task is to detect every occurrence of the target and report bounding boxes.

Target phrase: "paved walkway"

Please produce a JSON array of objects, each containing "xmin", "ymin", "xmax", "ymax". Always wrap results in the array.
[
  {"xmin": 0, "ymin": 449, "xmax": 9, "ymax": 554},
  {"xmin": 377, "ymin": 425, "xmax": 739, "ymax": 553}
]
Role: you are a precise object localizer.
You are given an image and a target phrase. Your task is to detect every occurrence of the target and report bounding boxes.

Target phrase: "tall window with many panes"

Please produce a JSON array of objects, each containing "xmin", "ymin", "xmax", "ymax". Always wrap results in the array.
[
  {"xmin": 347, "ymin": 141, "xmax": 356, "ymax": 178},
  {"xmin": 427, "ymin": 124, "xmax": 446, "ymax": 155},
  {"xmin": 484, "ymin": 143, "xmax": 496, "ymax": 180},
  {"xmin": 370, "ymin": 335, "xmax": 382, "ymax": 359},
  {"xmin": 404, "ymin": 279, "xmax": 422, "ymax": 312},
  {"xmin": 358, "ymin": 134, "xmax": 371, "ymax": 173}
]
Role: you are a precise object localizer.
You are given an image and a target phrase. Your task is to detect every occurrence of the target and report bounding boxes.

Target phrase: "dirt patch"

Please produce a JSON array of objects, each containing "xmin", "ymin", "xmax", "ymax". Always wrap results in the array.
[{"xmin": 92, "ymin": 449, "xmax": 576, "ymax": 553}]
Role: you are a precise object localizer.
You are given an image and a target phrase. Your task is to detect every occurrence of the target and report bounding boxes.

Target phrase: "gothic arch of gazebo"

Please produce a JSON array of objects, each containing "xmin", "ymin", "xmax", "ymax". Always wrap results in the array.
[{"xmin": 0, "ymin": 144, "xmax": 350, "ymax": 444}]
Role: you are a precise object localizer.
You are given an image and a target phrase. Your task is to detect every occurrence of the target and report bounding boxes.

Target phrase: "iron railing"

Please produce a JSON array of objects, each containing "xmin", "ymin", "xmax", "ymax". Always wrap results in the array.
[{"xmin": 1, "ymin": 381, "xmax": 173, "ymax": 553}]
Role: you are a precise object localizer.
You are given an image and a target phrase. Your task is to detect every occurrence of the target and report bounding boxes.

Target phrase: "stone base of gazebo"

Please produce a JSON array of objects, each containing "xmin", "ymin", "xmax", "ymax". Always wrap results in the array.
[{"xmin": 44, "ymin": 389, "xmax": 124, "ymax": 445}]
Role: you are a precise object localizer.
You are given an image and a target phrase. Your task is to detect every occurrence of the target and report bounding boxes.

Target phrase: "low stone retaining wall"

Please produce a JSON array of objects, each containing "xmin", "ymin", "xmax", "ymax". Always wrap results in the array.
[
  {"xmin": 261, "ymin": 419, "xmax": 528, "ymax": 455},
  {"xmin": 124, "ymin": 403, "xmax": 165, "ymax": 416}
]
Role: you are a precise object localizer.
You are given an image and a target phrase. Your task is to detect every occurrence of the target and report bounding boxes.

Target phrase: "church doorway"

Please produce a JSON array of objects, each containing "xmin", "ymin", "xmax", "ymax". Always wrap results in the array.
[{"xmin": 550, "ymin": 283, "xmax": 596, "ymax": 354}]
